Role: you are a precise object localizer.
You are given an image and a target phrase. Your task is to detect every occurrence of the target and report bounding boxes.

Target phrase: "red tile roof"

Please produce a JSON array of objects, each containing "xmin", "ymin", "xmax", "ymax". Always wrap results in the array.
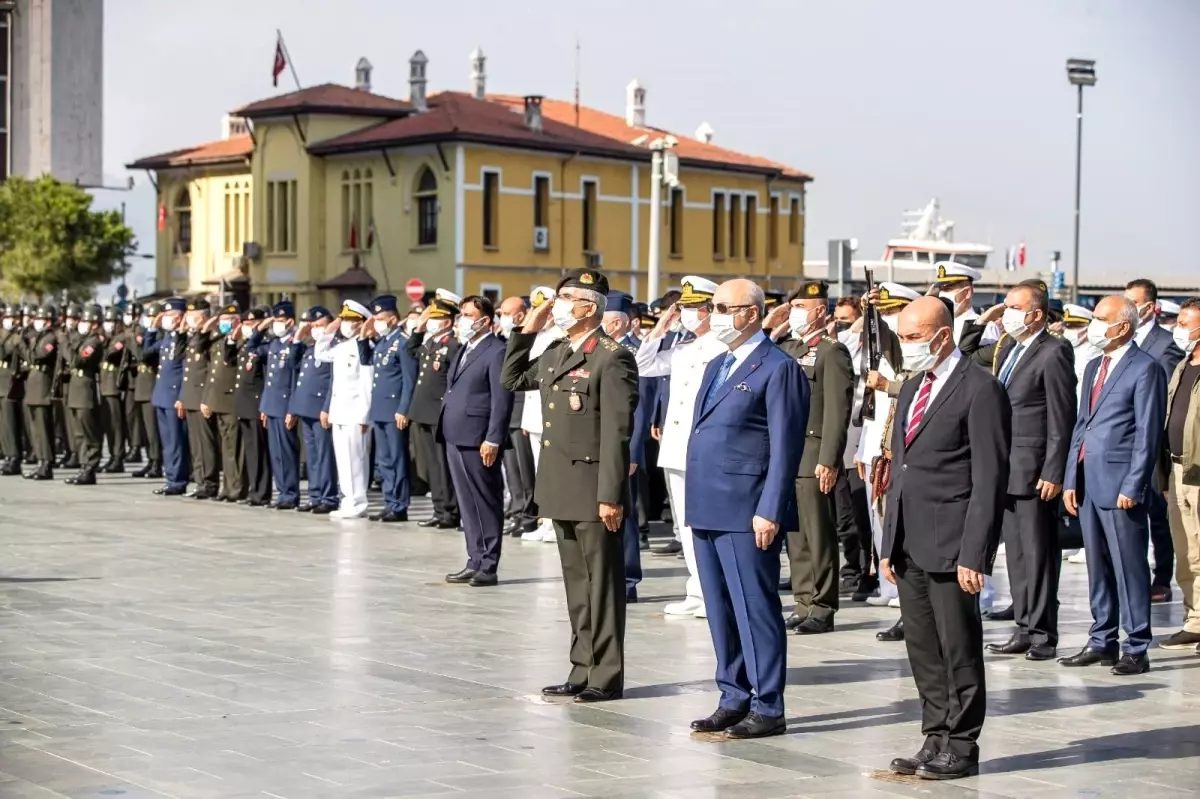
[
  {"xmin": 488, "ymin": 94, "xmax": 810, "ymax": 181},
  {"xmin": 126, "ymin": 135, "xmax": 254, "ymax": 171},
  {"xmin": 308, "ymin": 92, "xmax": 649, "ymax": 161},
  {"xmin": 234, "ymin": 83, "xmax": 412, "ymax": 119}
]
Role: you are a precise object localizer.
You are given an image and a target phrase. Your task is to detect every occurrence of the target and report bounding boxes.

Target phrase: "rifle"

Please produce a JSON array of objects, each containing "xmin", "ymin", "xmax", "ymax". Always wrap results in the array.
[{"xmin": 855, "ymin": 267, "xmax": 882, "ymax": 425}]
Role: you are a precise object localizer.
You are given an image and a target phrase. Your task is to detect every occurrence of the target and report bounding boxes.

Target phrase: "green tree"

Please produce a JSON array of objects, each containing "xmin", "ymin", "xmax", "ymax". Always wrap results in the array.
[{"xmin": 0, "ymin": 175, "xmax": 136, "ymax": 301}]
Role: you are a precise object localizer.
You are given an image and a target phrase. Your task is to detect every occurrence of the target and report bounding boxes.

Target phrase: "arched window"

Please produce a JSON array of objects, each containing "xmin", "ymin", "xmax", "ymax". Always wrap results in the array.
[
  {"xmin": 175, "ymin": 187, "xmax": 192, "ymax": 255},
  {"xmin": 415, "ymin": 166, "xmax": 438, "ymax": 246}
]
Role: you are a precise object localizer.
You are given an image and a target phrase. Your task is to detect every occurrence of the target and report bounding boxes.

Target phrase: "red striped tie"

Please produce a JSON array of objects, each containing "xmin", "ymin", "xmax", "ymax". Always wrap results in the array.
[
  {"xmin": 1079, "ymin": 355, "xmax": 1111, "ymax": 461},
  {"xmin": 904, "ymin": 372, "xmax": 937, "ymax": 447}
]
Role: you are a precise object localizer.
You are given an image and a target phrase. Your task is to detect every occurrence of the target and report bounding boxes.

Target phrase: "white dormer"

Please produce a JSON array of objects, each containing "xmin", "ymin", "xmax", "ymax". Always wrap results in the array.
[
  {"xmin": 695, "ymin": 121, "xmax": 714, "ymax": 144},
  {"xmin": 222, "ymin": 114, "xmax": 250, "ymax": 140},
  {"xmin": 470, "ymin": 47, "xmax": 487, "ymax": 100},
  {"xmin": 355, "ymin": 57, "xmax": 373, "ymax": 92},
  {"xmin": 626, "ymin": 79, "xmax": 646, "ymax": 128},
  {"xmin": 410, "ymin": 50, "xmax": 429, "ymax": 112}
]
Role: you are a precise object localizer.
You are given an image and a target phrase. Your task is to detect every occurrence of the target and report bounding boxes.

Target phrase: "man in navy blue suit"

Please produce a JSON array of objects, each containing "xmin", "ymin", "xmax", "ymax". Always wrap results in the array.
[
  {"xmin": 684, "ymin": 278, "xmax": 809, "ymax": 740},
  {"xmin": 364, "ymin": 295, "xmax": 417, "ymax": 523},
  {"xmin": 289, "ymin": 307, "xmax": 338, "ymax": 514},
  {"xmin": 1124, "ymin": 279, "xmax": 1184, "ymax": 603},
  {"xmin": 1063, "ymin": 295, "xmax": 1168, "ymax": 674},
  {"xmin": 440, "ymin": 296, "xmax": 514, "ymax": 586},
  {"xmin": 149, "ymin": 297, "xmax": 191, "ymax": 496}
]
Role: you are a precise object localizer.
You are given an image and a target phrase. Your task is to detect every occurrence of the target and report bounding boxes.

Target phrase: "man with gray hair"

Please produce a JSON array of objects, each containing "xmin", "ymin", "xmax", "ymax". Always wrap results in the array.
[{"xmin": 1062, "ymin": 295, "xmax": 1167, "ymax": 675}]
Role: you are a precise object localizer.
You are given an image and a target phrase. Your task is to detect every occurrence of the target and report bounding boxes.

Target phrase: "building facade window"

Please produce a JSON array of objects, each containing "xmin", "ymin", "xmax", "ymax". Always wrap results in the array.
[
  {"xmin": 668, "ymin": 188, "xmax": 684, "ymax": 257},
  {"xmin": 414, "ymin": 166, "xmax": 438, "ymax": 246},
  {"xmin": 533, "ymin": 175, "xmax": 550, "ymax": 229},
  {"xmin": 223, "ymin": 180, "xmax": 251, "ymax": 255},
  {"xmin": 712, "ymin": 192, "xmax": 726, "ymax": 257},
  {"xmin": 175, "ymin": 187, "xmax": 192, "ymax": 255},
  {"xmin": 768, "ymin": 196, "xmax": 780, "ymax": 259},
  {"xmin": 728, "ymin": 195, "xmax": 741, "ymax": 259},
  {"xmin": 744, "ymin": 195, "xmax": 757, "ymax": 261},
  {"xmin": 266, "ymin": 180, "xmax": 297, "ymax": 253},
  {"xmin": 341, "ymin": 169, "xmax": 374, "ymax": 250},
  {"xmin": 482, "ymin": 171, "xmax": 499, "ymax": 248},
  {"xmin": 582, "ymin": 180, "xmax": 597, "ymax": 252},
  {"xmin": 789, "ymin": 197, "xmax": 800, "ymax": 244}
]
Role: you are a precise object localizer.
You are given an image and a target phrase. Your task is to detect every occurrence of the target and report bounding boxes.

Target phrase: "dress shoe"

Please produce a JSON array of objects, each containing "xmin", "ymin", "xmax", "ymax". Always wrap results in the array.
[
  {"xmin": 247, "ymin": 499, "xmax": 268, "ymax": 507},
  {"xmin": 725, "ymin": 712, "xmax": 785, "ymax": 739},
  {"xmin": 153, "ymin": 486, "xmax": 186, "ymax": 496},
  {"xmin": 102, "ymin": 460, "xmax": 124, "ymax": 474},
  {"xmin": 61, "ymin": 456, "xmax": 80, "ymax": 470},
  {"xmin": 191, "ymin": 491, "xmax": 215, "ymax": 500},
  {"xmin": 145, "ymin": 464, "xmax": 163, "ymax": 479},
  {"xmin": 877, "ymin": 619, "xmax": 905, "ymax": 642},
  {"xmin": 445, "ymin": 568, "xmax": 477, "ymax": 584},
  {"xmin": 371, "ymin": 510, "xmax": 407, "ymax": 523},
  {"xmin": 131, "ymin": 464, "xmax": 151, "ymax": 477},
  {"xmin": 1151, "ymin": 584, "xmax": 1172, "ymax": 604},
  {"xmin": 296, "ymin": 504, "xmax": 314, "ymax": 512},
  {"xmin": 1058, "ymin": 646, "xmax": 1118, "ymax": 667},
  {"xmin": 417, "ymin": 517, "xmax": 443, "ymax": 528},
  {"xmin": 625, "ymin": 590, "xmax": 638, "ymax": 603},
  {"xmin": 31, "ymin": 469, "xmax": 54, "ymax": 481},
  {"xmin": 651, "ymin": 540, "xmax": 682, "ymax": 556},
  {"xmin": 126, "ymin": 449, "xmax": 143, "ymax": 464},
  {"xmin": 777, "ymin": 579, "xmax": 791, "ymax": 593},
  {"xmin": 0, "ymin": 459, "xmax": 23, "ymax": 476},
  {"xmin": 541, "ymin": 682, "xmax": 586, "ymax": 697},
  {"xmin": 986, "ymin": 635, "xmax": 1031, "ymax": 655},
  {"xmin": 274, "ymin": 502, "xmax": 297, "ymax": 511},
  {"xmin": 916, "ymin": 751, "xmax": 978, "ymax": 780},
  {"xmin": 784, "ymin": 612, "xmax": 806, "ymax": 630},
  {"xmin": 469, "ymin": 572, "xmax": 498, "ymax": 587},
  {"xmin": 889, "ymin": 748, "xmax": 938, "ymax": 776},
  {"xmin": 1110, "ymin": 652, "xmax": 1150, "ymax": 675},
  {"xmin": 983, "ymin": 605, "xmax": 1014, "ymax": 621},
  {"xmin": 573, "ymin": 687, "xmax": 622, "ymax": 704},
  {"xmin": 65, "ymin": 470, "xmax": 96, "ymax": 486},
  {"xmin": 1159, "ymin": 630, "xmax": 1200, "ymax": 650},
  {"xmin": 639, "ymin": 533, "xmax": 650, "ymax": 551},
  {"xmin": 1026, "ymin": 644, "xmax": 1057, "ymax": 661},
  {"xmin": 664, "ymin": 597, "xmax": 705, "ymax": 617},
  {"xmin": 690, "ymin": 708, "xmax": 748, "ymax": 732},
  {"xmin": 793, "ymin": 617, "xmax": 834, "ymax": 635},
  {"xmin": 311, "ymin": 504, "xmax": 334, "ymax": 515}
]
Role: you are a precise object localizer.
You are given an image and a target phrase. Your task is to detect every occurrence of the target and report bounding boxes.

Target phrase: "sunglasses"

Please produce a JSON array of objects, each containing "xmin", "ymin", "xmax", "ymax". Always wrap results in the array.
[{"xmin": 712, "ymin": 303, "xmax": 754, "ymax": 315}]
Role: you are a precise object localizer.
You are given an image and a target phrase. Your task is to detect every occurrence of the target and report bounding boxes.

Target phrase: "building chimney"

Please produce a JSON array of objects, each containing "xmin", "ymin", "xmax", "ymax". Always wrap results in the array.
[
  {"xmin": 355, "ymin": 57, "xmax": 373, "ymax": 92},
  {"xmin": 222, "ymin": 114, "xmax": 250, "ymax": 140},
  {"xmin": 524, "ymin": 95, "xmax": 544, "ymax": 133},
  {"xmin": 625, "ymin": 79, "xmax": 645, "ymax": 128},
  {"xmin": 695, "ymin": 121, "xmax": 714, "ymax": 144},
  {"xmin": 409, "ymin": 50, "xmax": 429, "ymax": 112},
  {"xmin": 470, "ymin": 47, "xmax": 487, "ymax": 100}
]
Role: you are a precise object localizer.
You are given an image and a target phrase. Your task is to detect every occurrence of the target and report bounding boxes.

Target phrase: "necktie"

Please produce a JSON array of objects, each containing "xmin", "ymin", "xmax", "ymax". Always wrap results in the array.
[
  {"xmin": 701, "ymin": 353, "xmax": 736, "ymax": 414},
  {"xmin": 904, "ymin": 372, "xmax": 937, "ymax": 447},
  {"xmin": 998, "ymin": 342, "xmax": 1025, "ymax": 386},
  {"xmin": 1079, "ymin": 355, "xmax": 1110, "ymax": 462}
]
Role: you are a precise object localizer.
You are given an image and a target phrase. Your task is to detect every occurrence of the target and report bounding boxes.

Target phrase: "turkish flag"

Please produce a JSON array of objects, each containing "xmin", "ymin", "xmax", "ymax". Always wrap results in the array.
[
  {"xmin": 1018, "ymin": 241, "xmax": 1026, "ymax": 268},
  {"xmin": 157, "ymin": 204, "xmax": 167, "ymax": 232},
  {"xmin": 348, "ymin": 222, "xmax": 358, "ymax": 251},
  {"xmin": 272, "ymin": 39, "xmax": 287, "ymax": 88}
]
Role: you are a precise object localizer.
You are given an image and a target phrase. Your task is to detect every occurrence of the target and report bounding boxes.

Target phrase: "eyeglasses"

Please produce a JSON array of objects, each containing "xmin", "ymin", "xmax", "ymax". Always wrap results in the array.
[{"xmin": 712, "ymin": 303, "xmax": 754, "ymax": 315}]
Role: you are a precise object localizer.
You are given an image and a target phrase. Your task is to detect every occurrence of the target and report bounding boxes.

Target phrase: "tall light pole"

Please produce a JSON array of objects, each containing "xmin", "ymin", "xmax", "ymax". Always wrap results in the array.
[
  {"xmin": 639, "ymin": 135, "xmax": 678, "ymax": 304},
  {"xmin": 1066, "ymin": 58, "xmax": 1096, "ymax": 304}
]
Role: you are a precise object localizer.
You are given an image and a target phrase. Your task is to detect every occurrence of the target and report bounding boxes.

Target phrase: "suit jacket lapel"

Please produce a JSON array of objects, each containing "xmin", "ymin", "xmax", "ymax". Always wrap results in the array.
[
  {"xmin": 907, "ymin": 355, "xmax": 969, "ymax": 447},
  {"xmin": 1005, "ymin": 332, "xmax": 1047, "ymax": 388},
  {"xmin": 697, "ymin": 339, "xmax": 769, "ymax": 421},
  {"xmin": 1088, "ymin": 344, "xmax": 1136, "ymax": 419}
]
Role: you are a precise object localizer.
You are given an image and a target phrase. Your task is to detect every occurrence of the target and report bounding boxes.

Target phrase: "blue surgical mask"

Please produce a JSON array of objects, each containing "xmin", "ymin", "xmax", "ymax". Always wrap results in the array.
[{"xmin": 218, "ymin": 319, "xmax": 234, "ymax": 335}]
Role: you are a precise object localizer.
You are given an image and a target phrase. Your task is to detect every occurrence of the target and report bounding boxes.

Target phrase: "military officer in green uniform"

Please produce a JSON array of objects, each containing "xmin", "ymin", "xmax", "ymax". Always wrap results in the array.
[
  {"xmin": 0, "ymin": 303, "xmax": 27, "ymax": 476},
  {"xmin": 181, "ymin": 299, "xmax": 220, "ymax": 499},
  {"xmin": 767, "ymin": 280, "xmax": 854, "ymax": 635},
  {"xmin": 129, "ymin": 302, "xmax": 163, "ymax": 478},
  {"xmin": 203, "ymin": 302, "xmax": 244, "ymax": 502},
  {"xmin": 120, "ymin": 302, "xmax": 146, "ymax": 465},
  {"xmin": 23, "ymin": 305, "xmax": 59, "ymax": 480},
  {"xmin": 501, "ymin": 268, "xmax": 640, "ymax": 704},
  {"xmin": 98, "ymin": 306, "xmax": 129, "ymax": 473},
  {"xmin": 64, "ymin": 304, "xmax": 105, "ymax": 485},
  {"xmin": 55, "ymin": 303, "xmax": 83, "ymax": 469}
]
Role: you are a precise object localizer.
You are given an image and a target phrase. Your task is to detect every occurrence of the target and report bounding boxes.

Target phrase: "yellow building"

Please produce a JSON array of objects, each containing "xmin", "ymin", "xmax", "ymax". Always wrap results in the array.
[{"xmin": 128, "ymin": 50, "xmax": 811, "ymax": 310}]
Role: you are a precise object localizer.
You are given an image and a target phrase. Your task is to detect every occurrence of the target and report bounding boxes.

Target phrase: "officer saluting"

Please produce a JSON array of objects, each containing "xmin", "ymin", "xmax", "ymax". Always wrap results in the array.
[
  {"xmin": 149, "ymin": 297, "xmax": 191, "ymax": 496},
  {"xmin": 181, "ymin": 300, "xmax": 219, "ymax": 500},
  {"xmin": 256, "ymin": 301, "xmax": 301, "ymax": 510},
  {"xmin": 64, "ymin": 304, "xmax": 105, "ymax": 486},
  {"xmin": 129, "ymin": 303, "xmax": 164, "ymax": 479},
  {"xmin": 98, "ymin": 306, "xmax": 128, "ymax": 474},
  {"xmin": 234, "ymin": 306, "xmax": 274, "ymax": 506},
  {"xmin": 501, "ymin": 269, "xmax": 640, "ymax": 704},
  {"xmin": 362, "ymin": 294, "xmax": 417, "ymax": 523},
  {"xmin": 0, "ymin": 303, "xmax": 26, "ymax": 476},
  {"xmin": 23, "ymin": 305, "xmax": 59, "ymax": 480},
  {"xmin": 289, "ymin": 306, "xmax": 338, "ymax": 514},
  {"xmin": 203, "ymin": 303, "xmax": 244, "ymax": 502}
]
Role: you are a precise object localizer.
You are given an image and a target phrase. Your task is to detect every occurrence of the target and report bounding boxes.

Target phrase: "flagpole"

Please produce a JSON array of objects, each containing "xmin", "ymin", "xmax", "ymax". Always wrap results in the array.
[
  {"xmin": 369, "ymin": 222, "xmax": 392, "ymax": 292},
  {"xmin": 277, "ymin": 29, "xmax": 302, "ymax": 90}
]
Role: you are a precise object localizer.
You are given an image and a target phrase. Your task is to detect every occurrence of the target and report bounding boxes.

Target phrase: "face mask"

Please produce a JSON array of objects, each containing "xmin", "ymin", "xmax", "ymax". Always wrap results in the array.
[
  {"xmin": 680, "ymin": 308, "xmax": 704, "ymax": 333},
  {"xmin": 102, "ymin": 322, "xmax": 115, "ymax": 334},
  {"xmin": 498, "ymin": 315, "xmax": 516, "ymax": 336},
  {"xmin": 241, "ymin": 323, "xmax": 256, "ymax": 336},
  {"xmin": 140, "ymin": 316, "xmax": 151, "ymax": 328},
  {"xmin": 122, "ymin": 315, "xmax": 133, "ymax": 326},
  {"xmin": 33, "ymin": 320, "xmax": 47, "ymax": 332},
  {"xmin": 939, "ymin": 287, "xmax": 968, "ymax": 306},
  {"xmin": 1086, "ymin": 318, "xmax": 1120, "ymax": 349},
  {"xmin": 1001, "ymin": 308, "xmax": 1031, "ymax": 338},
  {"xmin": 1136, "ymin": 302, "xmax": 1155, "ymax": 323},
  {"xmin": 404, "ymin": 318, "xmax": 418, "ymax": 335},
  {"xmin": 425, "ymin": 319, "xmax": 445, "ymax": 335},
  {"xmin": 2, "ymin": 319, "xmax": 13, "ymax": 331},
  {"xmin": 552, "ymin": 298, "xmax": 578, "ymax": 331},
  {"xmin": 161, "ymin": 315, "xmax": 177, "ymax": 331},
  {"xmin": 186, "ymin": 316, "xmax": 202, "ymax": 331},
  {"xmin": 1173, "ymin": 325, "xmax": 1199, "ymax": 354},
  {"xmin": 340, "ymin": 320, "xmax": 357, "ymax": 338},
  {"xmin": 1066, "ymin": 327, "xmax": 1089, "ymax": 348},
  {"xmin": 218, "ymin": 319, "xmax": 234, "ymax": 335},
  {"xmin": 708, "ymin": 312, "xmax": 742, "ymax": 345},
  {"xmin": 455, "ymin": 316, "xmax": 481, "ymax": 344},
  {"xmin": 668, "ymin": 320, "xmax": 683, "ymax": 334},
  {"xmin": 788, "ymin": 307, "xmax": 818, "ymax": 338},
  {"xmin": 374, "ymin": 319, "xmax": 391, "ymax": 336},
  {"xmin": 880, "ymin": 314, "xmax": 897, "ymax": 332},
  {"xmin": 837, "ymin": 329, "xmax": 859, "ymax": 349},
  {"xmin": 1162, "ymin": 321, "xmax": 1176, "ymax": 332},
  {"xmin": 900, "ymin": 334, "xmax": 942, "ymax": 373},
  {"xmin": 271, "ymin": 321, "xmax": 289, "ymax": 338}
]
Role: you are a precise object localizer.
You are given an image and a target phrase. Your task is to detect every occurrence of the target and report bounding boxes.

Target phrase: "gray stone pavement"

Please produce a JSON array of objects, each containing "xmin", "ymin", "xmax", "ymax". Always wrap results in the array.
[{"xmin": 0, "ymin": 475, "xmax": 1198, "ymax": 799}]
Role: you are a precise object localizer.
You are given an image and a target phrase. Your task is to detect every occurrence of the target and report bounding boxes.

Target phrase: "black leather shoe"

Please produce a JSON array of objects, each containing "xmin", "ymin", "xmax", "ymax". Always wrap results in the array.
[
  {"xmin": 275, "ymin": 502, "xmax": 297, "ymax": 511},
  {"xmin": 153, "ymin": 486, "xmax": 186, "ymax": 496},
  {"xmin": 0, "ymin": 459, "xmax": 23, "ymax": 476},
  {"xmin": 983, "ymin": 605, "xmax": 1014, "ymax": 621},
  {"xmin": 986, "ymin": 635, "xmax": 1031, "ymax": 655},
  {"xmin": 777, "ymin": 579, "xmax": 791, "ymax": 593},
  {"xmin": 794, "ymin": 617, "xmax": 833, "ymax": 635},
  {"xmin": 102, "ymin": 461, "xmax": 124, "ymax": 474},
  {"xmin": 297, "ymin": 504, "xmax": 314, "ymax": 512},
  {"xmin": 445, "ymin": 568, "xmax": 477, "ymax": 584},
  {"xmin": 889, "ymin": 748, "xmax": 938, "ymax": 776},
  {"xmin": 247, "ymin": 499, "xmax": 268, "ymax": 507},
  {"xmin": 625, "ymin": 591, "xmax": 638, "ymax": 603},
  {"xmin": 725, "ymin": 712, "xmax": 785, "ymax": 739},
  {"xmin": 65, "ymin": 470, "xmax": 96, "ymax": 486},
  {"xmin": 126, "ymin": 450, "xmax": 143, "ymax": 464},
  {"xmin": 573, "ymin": 687, "xmax": 622, "ymax": 704},
  {"xmin": 690, "ymin": 708, "xmax": 748, "ymax": 733},
  {"xmin": 651, "ymin": 540, "xmax": 682, "ymax": 556},
  {"xmin": 311, "ymin": 504, "xmax": 334, "ymax": 515},
  {"xmin": 784, "ymin": 613, "xmax": 806, "ymax": 631},
  {"xmin": 417, "ymin": 517, "xmax": 443, "ymax": 528},
  {"xmin": 1026, "ymin": 644, "xmax": 1057, "ymax": 661},
  {"xmin": 916, "ymin": 752, "xmax": 978, "ymax": 780},
  {"xmin": 130, "ymin": 465, "xmax": 151, "ymax": 478},
  {"xmin": 372, "ymin": 510, "xmax": 407, "ymax": 523},
  {"xmin": 469, "ymin": 572, "xmax": 498, "ymax": 587},
  {"xmin": 877, "ymin": 619, "xmax": 905, "ymax": 642},
  {"xmin": 1110, "ymin": 652, "xmax": 1150, "ymax": 675},
  {"xmin": 146, "ymin": 465, "xmax": 164, "ymax": 479},
  {"xmin": 541, "ymin": 682, "xmax": 586, "ymax": 697},
  {"xmin": 191, "ymin": 491, "xmax": 215, "ymax": 500},
  {"xmin": 1058, "ymin": 646, "xmax": 1118, "ymax": 667}
]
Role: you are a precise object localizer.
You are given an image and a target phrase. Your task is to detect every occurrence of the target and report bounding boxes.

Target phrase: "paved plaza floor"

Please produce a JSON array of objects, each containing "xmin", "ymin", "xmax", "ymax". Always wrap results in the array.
[{"xmin": 0, "ymin": 475, "xmax": 1198, "ymax": 798}]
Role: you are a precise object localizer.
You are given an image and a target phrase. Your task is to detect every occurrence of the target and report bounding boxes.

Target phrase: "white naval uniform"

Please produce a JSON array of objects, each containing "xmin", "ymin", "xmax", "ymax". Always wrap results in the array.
[
  {"xmin": 315, "ymin": 330, "xmax": 374, "ymax": 517},
  {"xmin": 636, "ymin": 330, "xmax": 728, "ymax": 603},
  {"xmin": 952, "ymin": 309, "xmax": 1002, "ymax": 348},
  {"xmin": 855, "ymin": 355, "xmax": 900, "ymax": 600},
  {"xmin": 519, "ymin": 327, "xmax": 565, "ymax": 469}
]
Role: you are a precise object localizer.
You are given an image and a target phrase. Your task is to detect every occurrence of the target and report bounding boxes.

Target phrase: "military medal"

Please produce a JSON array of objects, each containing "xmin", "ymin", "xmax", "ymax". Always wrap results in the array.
[
  {"xmin": 433, "ymin": 361, "xmax": 441, "ymax": 371},
  {"xmin": 569, "ymin": 392, "xmax": 582, "ymax": 412}
]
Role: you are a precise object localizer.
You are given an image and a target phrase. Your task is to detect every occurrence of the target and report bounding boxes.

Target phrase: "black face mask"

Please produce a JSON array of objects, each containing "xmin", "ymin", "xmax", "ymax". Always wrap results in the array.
[{"xmin": 833, "ymin": 320, "xmax": 852, "ymax": 333}]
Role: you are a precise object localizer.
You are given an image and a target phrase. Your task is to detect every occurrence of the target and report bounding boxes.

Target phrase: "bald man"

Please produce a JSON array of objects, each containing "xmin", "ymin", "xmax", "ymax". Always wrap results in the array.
[{"xmin": 880, "ymin": 297, "xmax": 1010, "ymax": 780}]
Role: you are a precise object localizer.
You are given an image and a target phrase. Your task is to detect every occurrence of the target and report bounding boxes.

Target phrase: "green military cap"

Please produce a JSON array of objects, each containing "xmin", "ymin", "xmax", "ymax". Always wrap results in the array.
[
  {"xmin": 787, "ymin": 280, "xmax": 829, "ymax": 302},
  {"xmin": 557, "ymin": 268, "xmax": 610, "ymax": 296}
]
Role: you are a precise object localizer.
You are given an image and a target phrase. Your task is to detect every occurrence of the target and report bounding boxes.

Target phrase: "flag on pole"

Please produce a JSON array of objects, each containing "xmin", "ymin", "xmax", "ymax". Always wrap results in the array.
[
  {"xmin": 366, "ymin": 221, "xmax": 376, "ymax": 250},
  {"xmin": 1017, "ymin": 241, "xmax": 1026, "ymax": 268},
  {"xmin": 272, "ymin": 35, "xmax": 288, "ymax": 87},
  {"xmin": 348, "ymin": 221, "xmax": 358, "ymax": 251},
  {"xmin": 157, "ymin": 203, "xmax": 167, "ymax": 233},
  {"xmin": 1005, "ymin": 246, "xmax": 1016, "ymax": 271}
]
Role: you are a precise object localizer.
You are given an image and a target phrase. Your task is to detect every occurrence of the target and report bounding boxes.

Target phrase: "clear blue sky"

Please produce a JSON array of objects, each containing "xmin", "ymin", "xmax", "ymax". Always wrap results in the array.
[{"xmin": 97, "ymin": 0, "xmax": 1200, "ymax": 297}]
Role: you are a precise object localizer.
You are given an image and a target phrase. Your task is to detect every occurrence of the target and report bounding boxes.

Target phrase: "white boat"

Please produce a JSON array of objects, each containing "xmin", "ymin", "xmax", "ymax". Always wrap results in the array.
[{"xmin": 882, "ymin": 198, "xmax": 993, "ymax": 280}]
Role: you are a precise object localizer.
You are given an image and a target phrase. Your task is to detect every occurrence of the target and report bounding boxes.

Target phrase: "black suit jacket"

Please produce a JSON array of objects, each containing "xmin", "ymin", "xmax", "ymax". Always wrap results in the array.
[
  {"xmin": 1141, "ymin": 323, "xmax": 1184, "ymax": 380},
  {"xmin": 437, "ymin": 334, "xmax": 514, "ymax": 449},
  {"xmin": 993, "ymin": 332, "xmax": 1077, "ymax": 496},
  {"xmin": 882, "ymin": 354, "xmax": 1012, "ymax": 575}
]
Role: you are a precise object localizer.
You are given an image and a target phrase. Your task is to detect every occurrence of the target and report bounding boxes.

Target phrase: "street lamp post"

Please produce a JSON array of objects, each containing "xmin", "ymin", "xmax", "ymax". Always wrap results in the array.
[
  {"xmin": 639, "ymin": 135, "xmax": 678, "ymax": 304},
  {"xmin": 1066, "ymin": 58, "xmax": 1096, "ymax": 304}
]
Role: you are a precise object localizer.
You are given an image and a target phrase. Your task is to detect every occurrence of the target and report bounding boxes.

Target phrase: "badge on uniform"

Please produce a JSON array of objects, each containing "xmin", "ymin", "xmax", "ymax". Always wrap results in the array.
[
  {"xmin": 568, "ymin": 392, "xmax": 583, "ymax": 412},
  {"xmin": 798, "ymin": 352, "xmax": 817, "ymax": 367},
  {"xmin": 735, "ymin": 383, "xmax": 751, "ymax": 392},
  {"xmin": 568, "ymin": 368, "xmax": 590, "ymax": 379}
]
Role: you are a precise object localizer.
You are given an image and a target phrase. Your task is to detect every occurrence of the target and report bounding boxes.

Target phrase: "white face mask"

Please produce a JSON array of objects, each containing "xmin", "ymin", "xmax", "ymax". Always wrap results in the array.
[
  {"xmin": 77, "ymin": 321, "xmax": 91, "ymax": 336},
  {"xmin": 837, "ymin": 329, "xmax": 858, "ymax": 349},
  {"xmin": 339, "ymin": 320, "xmax": 357, "ymax": 338},
  {"xmin": 271, "ymin": 321, "xmax": 289, "ymax": 338},
  {"xmin": 1086, "ymin": 318, "xmax": 1120, "ymax": 349},
  {"xmin": 939, "ymin": 287, "xmax": 968, "ymax": 308},
  {"xmin": 1065, "ymin": 327, "xmax": 1089, "ymax": 348},
  {"xmin": 455, "ymin": 316, "xmax": 481, "ymax": 344},
  {"xmin": 121, "ymin": 315, "xmax": 133, "ymax": 326},
  {"xmin": 140, "ymin": 315, "xmax": 151, "ymax": 328},
  {"xmin": 33, "ymin": 320, "xmax": 47, "ymax": 332},
  {"xmin": 374, "ymin": 319, "xmax": 391, "ymax": 336},
  {"xmin": 498, "ymin": 315, "xmax": 516, "ymax": 336},
  {"xmin": 552, "ymin": 298, "xmax": 578, "ymax": 331},
  {"xmin": 708, "ymin": 312, "xmax": 742, "ymax": 345},
  {"xmin": 241, "ymin": 323, "xmax": 256, "ymax": 336},
  {"xmin": 161, "ymin": 315, "xmax": 177, "ymax": 331},
  {"xmin": 788, "ymin": 307, "xmax": 818, "ymax": 338},
  {"xmin": 102, "ymin": 322, "xmax": 115, "ymax": 334},
  {"xmin": 1172, "ymin": 325, "xmax": 1199, "ymax": 355},
  {"xmin": 405, "ymin": 318, "xmax": 419, "ymax": 335},
  {"xmin": 900, "ymin": 330, "xmax": 946, "ymax": 373},
  {"xmin": 1001, "ymin": 307, "xmax": 1031, "ymax": 339},
  {"xmin": 680, "ymin": 308, "xmax": 704, "ymax": 333},
  {"xmin": 425, "ymin": 319, "xmax": 445, "ymax": 336},
  {"xmin": 1, "ymin": 319, "xmax": 13, "ymax": 331},
  {"xmin": 880, "ymin": 314, "xmax": 897, "ymax": 332}
]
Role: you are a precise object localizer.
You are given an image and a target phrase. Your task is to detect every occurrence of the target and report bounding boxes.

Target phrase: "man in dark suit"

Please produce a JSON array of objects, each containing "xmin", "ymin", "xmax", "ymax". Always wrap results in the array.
[
  {"xmin": 441, "ymin": 296, "xmax": 514, "ymax": 586},
  {"xmin": 684, "ymin": 279, "xmax": 809, "ymax": 740},
  {"xmin": 256, "ymin": 302, "xmax": 301, "ymax": 510},
  {"xmin": 1125, "ymin": 279, "xmax": 1184, "ymax": 603},
  {"xmin": 497, "ymin": 296, "xmax": 538, "ymax": 537},
  {"xmin": 1062, "ymin": 295, "xmax": 1168, "ymax": 674},
  {"xmin": 881, "ymin": 297, "xmax": 1010, "ymax": 780},
  {"xmin": 984, "ymin": 284, "xmax": 1077, "ymax": 661}
]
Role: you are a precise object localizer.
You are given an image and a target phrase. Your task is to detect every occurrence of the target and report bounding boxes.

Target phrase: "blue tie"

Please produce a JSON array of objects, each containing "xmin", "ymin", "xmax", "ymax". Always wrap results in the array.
[
  {"xmin": 702, "ymin": 353, "xmax": 736, "ymax": 414},
  {"xmin": 998, "ymin": 342, "xmax": 1025, "ymax": 386}
]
